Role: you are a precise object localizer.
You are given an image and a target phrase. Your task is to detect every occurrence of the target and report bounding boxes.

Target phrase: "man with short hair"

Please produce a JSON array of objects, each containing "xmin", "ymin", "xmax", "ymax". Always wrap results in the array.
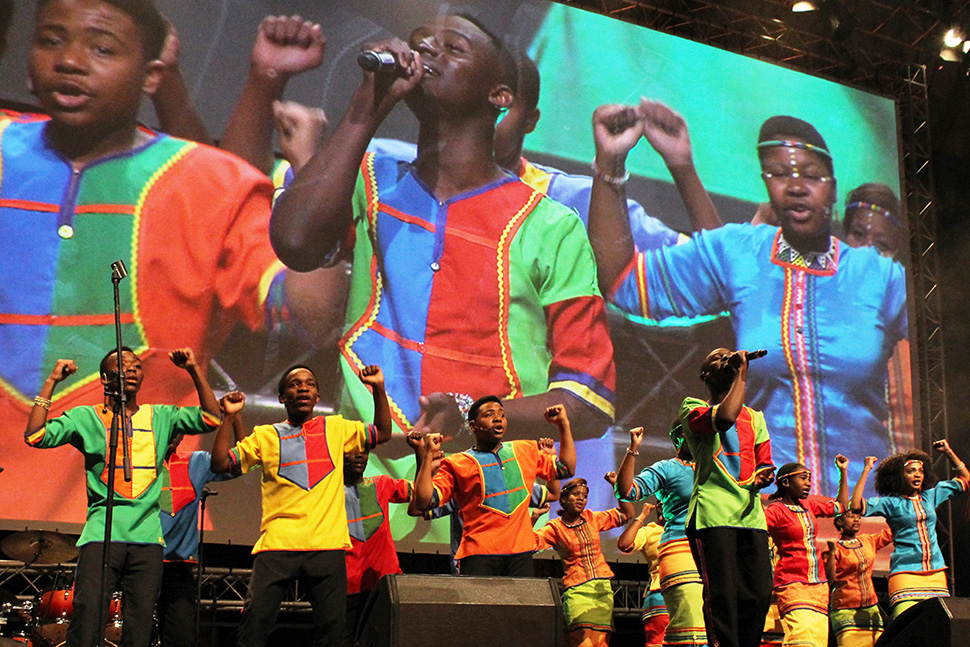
[
  {"xmin": 411, "ymin": 396, "xmax": 575, "ymax": 576},
  {"xmin": 341, "ymin": 447, "xmax": 412, "ymax": 645},
  {"xmin": 211, "ymin": 363, "xmax": 391, "ymax": 647},
  {"xmin": 24, "ymin": 346, "xmax": 220, "ymax": 647},
  {"xmin": 270, "ymin": 14, "xmax": 615, "ymax": 443}
]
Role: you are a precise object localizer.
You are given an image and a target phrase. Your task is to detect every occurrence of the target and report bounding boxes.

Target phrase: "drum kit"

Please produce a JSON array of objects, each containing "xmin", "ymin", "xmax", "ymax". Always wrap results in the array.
[{"xmin": 0, "ymin": 531, "xmax": 122, "ymax": 647}]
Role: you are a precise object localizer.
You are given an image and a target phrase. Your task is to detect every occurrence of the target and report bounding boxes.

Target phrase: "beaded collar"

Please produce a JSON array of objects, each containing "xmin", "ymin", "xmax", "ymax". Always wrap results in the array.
[{"xmin": 772, "ymin": 231, "xmax": 839, "ymax": 275}]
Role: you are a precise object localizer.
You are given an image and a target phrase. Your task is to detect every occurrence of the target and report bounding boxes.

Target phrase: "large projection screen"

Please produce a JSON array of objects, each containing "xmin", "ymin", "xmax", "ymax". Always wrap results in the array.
[{"xmin": 0, "ymin": 0, "xmax": 908, "ymax": 563}]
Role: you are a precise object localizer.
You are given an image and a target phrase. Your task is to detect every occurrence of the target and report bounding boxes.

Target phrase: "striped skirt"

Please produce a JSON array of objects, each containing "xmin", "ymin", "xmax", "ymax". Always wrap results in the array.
[{"xmin": 887, "ymin": 570, "xmax": 948, "ymax": 617}]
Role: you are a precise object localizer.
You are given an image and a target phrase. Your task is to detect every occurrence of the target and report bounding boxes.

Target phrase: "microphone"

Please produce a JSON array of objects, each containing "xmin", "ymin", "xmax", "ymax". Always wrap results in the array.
[
  {"xmin": 110, "ymin": 259, "xmax": 128, "ymax": 281},
  {"xmin": 728, "ymin": 349, "xmax": 767, "ymax": 368},
  {"xmin": 357, "ymin": 50, "xmax": 397, "ymax": 73}
]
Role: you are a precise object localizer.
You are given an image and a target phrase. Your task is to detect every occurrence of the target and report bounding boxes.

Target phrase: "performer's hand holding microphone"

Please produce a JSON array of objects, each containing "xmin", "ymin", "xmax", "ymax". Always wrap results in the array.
[{"xmin": 727, "ymin": 349, "xmax": 767, "ymax": 368}]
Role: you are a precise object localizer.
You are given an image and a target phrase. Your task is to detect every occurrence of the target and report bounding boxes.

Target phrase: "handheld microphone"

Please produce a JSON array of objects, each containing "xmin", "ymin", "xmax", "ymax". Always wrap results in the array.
[
  {"xmin": 357, "ymin": 50, "xmax": 397, "ymax": 73},
  {"xmin": 728, "ymin": 349, "xmax": 767, "ymax": 368}
]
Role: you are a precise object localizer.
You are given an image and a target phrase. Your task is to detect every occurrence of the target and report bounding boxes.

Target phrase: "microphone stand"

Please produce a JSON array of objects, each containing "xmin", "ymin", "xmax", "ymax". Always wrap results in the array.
[
  {"xmin": 101, "ymin": 260, "xmax": 133, "ymax": 646},
  {"xmin": 195, "ymin": 488, "xmax": 216, "ymax": 647}
]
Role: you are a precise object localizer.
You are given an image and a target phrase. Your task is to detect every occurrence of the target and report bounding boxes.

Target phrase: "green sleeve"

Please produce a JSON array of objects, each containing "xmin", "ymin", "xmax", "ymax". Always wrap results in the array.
[{"xmin": 512, "ymin": 198, "xmax": 602, "ymax": 305}]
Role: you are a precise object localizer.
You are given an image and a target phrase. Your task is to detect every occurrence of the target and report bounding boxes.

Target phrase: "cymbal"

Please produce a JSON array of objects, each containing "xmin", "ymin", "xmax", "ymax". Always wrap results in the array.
[{"xmin": 1, "ymin": 531, "xmax": 77, "ymax": 565}]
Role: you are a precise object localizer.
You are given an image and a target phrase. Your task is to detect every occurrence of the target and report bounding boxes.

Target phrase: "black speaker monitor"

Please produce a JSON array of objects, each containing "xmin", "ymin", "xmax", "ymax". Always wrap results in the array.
[
  {"xmin": 356, "ymin": 574, "xmax": 564, "ymax": 647},
  {"xmin": 875, "ymin": 596, "xmax": 970, "ymax": 647}
]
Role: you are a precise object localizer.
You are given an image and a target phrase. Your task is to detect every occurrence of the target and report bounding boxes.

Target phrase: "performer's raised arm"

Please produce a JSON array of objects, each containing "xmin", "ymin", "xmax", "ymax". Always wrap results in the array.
[
  {"xmin": 169, "ymin": 347, "xmax": 220, "ymax": 420},
  {"xmin": 850, "ymin": 456, "xmax": 877, "ymax": 512},
  {"xmin": 220, "ymin": 15, "xmax": 326, "ymax": 174},
  {"xmin": 357, "ymin": 365, "xmax": 392, "ymax": 445},
  {"xmin": 210, "ymin": 391, "xmax": 245, "ymax": 475},
  {"xmin": 24, "ymin": 359, "xmax": 77, "ymax": 439},
  {"xmin": 271, "ymin": 36, "xmax": 424, "ymax": 269},
  {"xmin": 544, "ymin": 405, "xmax": 575, "ymax": 479}
]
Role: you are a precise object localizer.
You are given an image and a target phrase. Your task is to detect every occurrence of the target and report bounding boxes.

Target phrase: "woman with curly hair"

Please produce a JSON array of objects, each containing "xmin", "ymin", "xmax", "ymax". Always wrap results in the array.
[{"xmin": 850, "ymin": 440, "xmax": 969, "ymax": 617}]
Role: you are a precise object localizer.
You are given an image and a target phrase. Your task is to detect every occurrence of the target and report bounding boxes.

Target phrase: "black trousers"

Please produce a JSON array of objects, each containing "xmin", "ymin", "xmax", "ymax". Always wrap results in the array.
[
  {"xmin": 686, "ymin": 523, "xmax": 773, "ymax": 647},
  {"xmin": 237, "ymin": 550, "xmax": 346, "ymax": 647},
  {"xmin": 67, "ymin": 542, "xmax": 163, "ymax": 647},
  {"xmin": 457, "ymin": 552, "xmax": 535, "ymax": 577},
  {"xmin": 341, "ymin": 591, "xmax": 366, "ymax": 647},
  {"xmin": 157, "ymin": 561, "xmax": 196, "ymax": 647}
]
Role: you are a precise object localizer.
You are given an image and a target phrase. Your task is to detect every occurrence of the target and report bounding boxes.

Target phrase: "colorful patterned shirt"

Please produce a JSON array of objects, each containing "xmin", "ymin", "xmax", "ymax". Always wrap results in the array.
[
  {"xmin": 0, "ymin": 118, "xmax": 284, "ymax": 525},
  {"xmin": 364, "ymin": 140, "xmax": 686, "ymax": 252},
  {"xmin": 681, "ymin": 396, "xmax": 774, "ymax": 531},
  {"xmin": 334, "ymin": 152, "xmax": 615, "ymax": 435},
  {"xmin": 619, "ymin": 458, "xmax": 694, "ymax": 544},
  {"xmin": 230, "ymin": 415, "xmax": 377, "ymax": 553},
  {"xmin": 25, "ymin": 404, "xmax": 218, "ymax": 546},
  {"xmin": 429, "ymin": 482, "xmax": 550, "ymax": 574},
  {"xmin": 610, "ymin": 224, "xmax": 907, "ymax": 494},
  {"xmin": 828, "ymin": 529, "xmax": 893, "ymax": 609},
  {"xmin": 516, "ymin": 157, "xmax": 685, "ymax": 250},
  {"xmin": 159, "ymin": 450, "xmax": 234, "ymax": 561},
  {"xmin": 765, "ymin": 498, "xmax": 843, "ymax": 587},
  {"xmin": 344, "ymin": 475, "xmax": 412, "ymax": 594},
  {"xmin": 861, "ymin": 477, "xmax": 969, "ymax": 574},
  {"xmin": 534, "ymin": 508, "xmax": 627, "ymax": 588},
  {"xmin": 430, "ymin": 439, "xmax": 563, "ymax": 559}
]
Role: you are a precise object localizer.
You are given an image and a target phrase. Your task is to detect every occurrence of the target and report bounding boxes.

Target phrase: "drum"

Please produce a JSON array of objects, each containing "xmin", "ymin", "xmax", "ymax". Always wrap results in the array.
[
  {"xmin": 31, "ymin": 587, "xmax": 121, "ymax": 647},
  {"xmin": 31, "ymin": 588, "xmax": 71, "ymax": 646},
  {"xmin": 0, "ymin": 600, "xmax": 33, "ymax": 644},
  {"xmin": 103, "ymin": 593, "xmax": 122, "ymax": 645}
]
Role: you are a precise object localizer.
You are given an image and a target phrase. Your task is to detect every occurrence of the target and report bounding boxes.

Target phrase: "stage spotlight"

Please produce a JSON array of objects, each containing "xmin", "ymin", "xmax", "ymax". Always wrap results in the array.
[
  {"xmin": 791, "ymin": 1, "xmax": 818, "ymax": 12},
  {"xmin": 939, "ymin": 29, "xmax": 970, "ymax": 61},
  {"xmin": 944, "ymin": 28, "xmax": 965, "ymax": 49}
]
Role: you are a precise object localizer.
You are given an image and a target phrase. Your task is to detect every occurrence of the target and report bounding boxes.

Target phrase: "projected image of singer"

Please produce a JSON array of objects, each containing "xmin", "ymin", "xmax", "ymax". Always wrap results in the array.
[
  {"xmin": 24, "ymin": 347, "xmax": 222, "ymax": 647},
  {"xmin": 272, "ymin": 15, "xmax": 615, "ymax": 443},
  {"xmin": 591, "ymin": 112, "xmax": 907, "ymax": 494},
  {"xmin": 0, "ymin": 0, "xmax": 312, "ymax": 526}
]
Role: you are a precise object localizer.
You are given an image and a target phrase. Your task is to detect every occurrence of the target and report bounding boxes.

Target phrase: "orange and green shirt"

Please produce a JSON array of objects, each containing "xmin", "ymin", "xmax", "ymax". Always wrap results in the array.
[
  {"xmin": 430, "ymin": 439, "xmax": 563, "ymax": 560},
  {"xmin": 25, "ymin": 404, "xmax": 218, "ymax": 546},
  {"xmin": 0, "ymin": 118, "xmax": 284, "ymax": 526}
]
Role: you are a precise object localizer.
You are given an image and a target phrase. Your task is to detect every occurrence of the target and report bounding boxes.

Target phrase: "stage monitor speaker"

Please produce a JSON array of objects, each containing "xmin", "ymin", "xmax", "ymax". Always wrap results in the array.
[
  {"xmin": 875, "ymin": 596, "xmax": 970, "ymax": 647},
  {"xmin": 356, "ymin": 574, "xmax": 564, "ymax": 647}
]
